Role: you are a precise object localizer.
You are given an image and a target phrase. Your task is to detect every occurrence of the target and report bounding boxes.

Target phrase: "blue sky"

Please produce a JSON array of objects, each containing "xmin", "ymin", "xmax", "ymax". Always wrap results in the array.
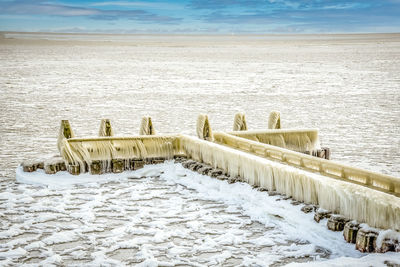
[{"xmin": 0, "ymin": 0, "xmax": 399, "ymax": 33}]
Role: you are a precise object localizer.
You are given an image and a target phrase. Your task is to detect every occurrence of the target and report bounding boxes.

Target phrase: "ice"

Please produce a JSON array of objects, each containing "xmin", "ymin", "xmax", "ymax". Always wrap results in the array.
[
  {"xmin": 0, "ymin": 247, "xmax": 27, "ymax": 259},
  {"xmin": 42, "ymin": 231, "xmax": 79, "ymax": 245},
  {"xmin": 376, "ymin": 229, "xmax": 400, "ymax": 249},
  {"xmin": 15, "ymin": 166, "xmax": 129, "ymax": 188},
  {"xmin": 0, "ymin": 162, "xmax": 395, "ymax": 265},
  {"xmin": 287, "ymin": 252, "xmax": 400, "ymax": 267}
]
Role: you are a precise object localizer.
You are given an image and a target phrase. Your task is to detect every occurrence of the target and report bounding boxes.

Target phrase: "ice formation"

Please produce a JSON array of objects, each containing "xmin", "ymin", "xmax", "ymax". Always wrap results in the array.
[
  {"xmin": 233, "ymin": 112, "xmax": 247, "ymax": 131},
  {"xmin": 196, "ymin": 114, "xmax": 213, "ymax": 141},
  {"xmin": 59, "ymin": 136, "xmax": 177, "ymax": 173},
  {"xmin": 57, "ymin": 120, "xmax": 75, "ymax": 151},
  {"xmin": 56, "ymin": 131, "xmax": 400, "ymax": 230},
  {"xmin": 228, "ymin": 128, "xmax": 320, "ymax": 152},
  {"xmin": 213, "ymin": 132, "xmax": 399, "ymax": 194},
  {"xmin": 55, "ymin": 116, "xmax": 400, "ymax": 230},
  {"xmin": 13, "ymin": 162, "xmax": 396, "ymax": 265},
  {"xmin": 179, "ymin": 135, "xmax": 400, "ymax": 230},
  {"xmin": 139, "ymin": 117, "xmax": 156, "ymax": 135},
  {"xmin": 268, "ymin": 111, "xmax": 281, "ymax": 129},
  {"xmin": 98, "ymin": 119, "xmax": 114, "ymax": 137}
]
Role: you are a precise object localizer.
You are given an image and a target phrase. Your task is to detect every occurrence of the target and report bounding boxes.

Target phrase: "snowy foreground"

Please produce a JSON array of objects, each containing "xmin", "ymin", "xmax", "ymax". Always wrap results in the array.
[{"xmin": 0, "ymin": 162, "xmax": 398, "ymax": 266}]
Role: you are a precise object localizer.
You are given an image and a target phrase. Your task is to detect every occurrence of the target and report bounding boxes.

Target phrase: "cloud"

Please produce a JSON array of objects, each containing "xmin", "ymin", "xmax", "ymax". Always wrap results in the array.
[
  {"xmin": 197, "ymin": 0, "xmax": 400, "ymax": 29},
  {"xmin": 39, "ymin": 26, "xmax": 223, "ymax": 34},
  {"xmin": 90, "ymin": 1, "xmax": 183, "ymax": 10},
  {"xmin": 188, "ymin": 0, "xmax": 382, "ymax": 11},
  {"xmin": 1, "ymin": 0, "xmax": 399, "ymax": 33},
  {"xmin": 189, "ymin": 0, "xmax": 269, "ymax": 9},
  {"xmin": 0, "ymin": 0, "xmax": 181, "ymax": 23}
]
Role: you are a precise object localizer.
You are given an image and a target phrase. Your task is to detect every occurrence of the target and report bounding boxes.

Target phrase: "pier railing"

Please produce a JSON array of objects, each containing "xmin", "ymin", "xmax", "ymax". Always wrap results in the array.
[
  {"xmin": 213, "ymin": 132, "xmax": 400, "ymax": 196},
  {"xmin": 59, "ymin": 134, "xmax": 183, "ymax": 173},
  {"xmin": 227, "ymin": 128, "xmax": 321, "ymax": 153}
]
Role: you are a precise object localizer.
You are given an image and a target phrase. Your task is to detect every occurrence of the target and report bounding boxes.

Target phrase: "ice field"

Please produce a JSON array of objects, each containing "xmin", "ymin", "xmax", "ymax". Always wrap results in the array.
[
  {"xmin": 2, "ymin": 162, "xmax": 396, "ymax": 265},
  {"xmin": 0, "ymin": 33, "xmax": 399, "ymax": 265}
]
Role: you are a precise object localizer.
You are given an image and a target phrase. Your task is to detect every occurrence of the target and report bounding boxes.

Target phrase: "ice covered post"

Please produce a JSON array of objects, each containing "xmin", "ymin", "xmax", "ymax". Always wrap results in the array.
[
  {"xmin": 268, "ymin": 111, "xmax": 281, "ymax": 129},
  {"xmin": 233, "ymin": 112, "xmax": 248, "ymax": 131},
  {"xmin": 57, "ymin": 120, "xmax": 79, "ymax": 175},
  {"xmin": 99, "ymin": 119, "xmax": 114, "ymax": 137},
  {"xmin": 57, "ymin": 120, "xmax": 75, "ymax": 150},
  {"xmin": 196, "ymin": 114, "xmax": 213, "ymax": 141},
  {"xmin": 140, "ymin": 117, "xmax": 156, "ymax": 135}
]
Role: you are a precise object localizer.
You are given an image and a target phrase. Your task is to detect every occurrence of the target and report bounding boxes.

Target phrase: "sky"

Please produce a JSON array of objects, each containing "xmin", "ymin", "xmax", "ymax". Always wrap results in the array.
[{"xmin": 0, "ymin": 0, "xmax": 400, "ymax": 34}]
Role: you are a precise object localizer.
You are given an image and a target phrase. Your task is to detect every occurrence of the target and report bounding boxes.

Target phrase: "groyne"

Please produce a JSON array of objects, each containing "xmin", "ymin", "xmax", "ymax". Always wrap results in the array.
[{"xmin": 19, "ymin": 115, "xmax": 400, "ymax": 252}]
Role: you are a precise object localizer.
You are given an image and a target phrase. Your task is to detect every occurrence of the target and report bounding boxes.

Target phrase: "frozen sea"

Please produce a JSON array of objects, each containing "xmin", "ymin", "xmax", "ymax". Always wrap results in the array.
[{"xmin": 0, "ymin": 33, "xmax": 399, "ymax": 265}]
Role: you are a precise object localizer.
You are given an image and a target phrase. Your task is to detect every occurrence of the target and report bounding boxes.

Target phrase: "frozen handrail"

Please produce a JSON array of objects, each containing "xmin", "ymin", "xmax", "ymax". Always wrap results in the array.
[
  {"xmin": 228, "ymin": 128, "xmax": 320, "ymax": 153},
  {"xmin": 180, "ymin": 134, "xmax": 400, "ymax": 231},
  {"xmin": 213, "ymin": 132, "xmax": 400, "ymax": 196},
  {"xmin": 59, "ymin": 135, "xmax": 180, "ymax": 173}
]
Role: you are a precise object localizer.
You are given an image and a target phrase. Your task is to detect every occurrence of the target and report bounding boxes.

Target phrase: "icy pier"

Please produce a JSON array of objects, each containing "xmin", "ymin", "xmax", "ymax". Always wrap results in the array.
[{"xmin": 19, "ymin": 115, "xmax": 400, "ymax": 254}]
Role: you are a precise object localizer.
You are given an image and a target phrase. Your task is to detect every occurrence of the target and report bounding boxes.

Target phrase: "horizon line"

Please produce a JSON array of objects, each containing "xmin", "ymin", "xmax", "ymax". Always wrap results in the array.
[{"xmin": 2, "ymin": 30, "xmax": 400, "ymax": 36}]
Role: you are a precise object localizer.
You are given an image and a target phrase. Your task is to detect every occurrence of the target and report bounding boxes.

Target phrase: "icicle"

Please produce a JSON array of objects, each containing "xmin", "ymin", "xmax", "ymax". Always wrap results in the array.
[
  {"xmin": 268, "ymin": 111, "xmax": 281, "ymax": 129},
  {"xmin": 179, "ymin": 134, "xmax": 400, "ymax": 231},
  {"xmin": 58, "ymin": 135, "xmax": 181, "ymax": 173},
  {"xmin": 228, "ymin": 129, "xmax": 320, "ymax": 153},
  {"xmin": 57, "ymin": 120, "xmax": 75, "ymax": 152},
  {"xmin": 140, "ymin": 117, "xmax": 156, "ymax": 135},
  {"xmin": 196, "ymin": 114, "xmax": 213, "ymax": 141},
  {"xmin": 99, "ymin": 119, "xmax": 114, "ymax": 137},
  {"xmin": 233, "ymin": 112, "xmax": 248, "ymax": 131}
]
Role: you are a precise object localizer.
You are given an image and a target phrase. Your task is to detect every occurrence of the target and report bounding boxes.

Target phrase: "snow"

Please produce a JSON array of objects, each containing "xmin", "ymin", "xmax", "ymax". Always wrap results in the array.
[
  {"xmin": 15, "ymin": 166, "xmax": 128, "ymax": 188},
  {"xmin": 0, "ymin": 162, "xmax": 396, "ymax": 265},
  {"xmin": 287, "ymin": 253, "xmax": 400, "ymax": 267}
]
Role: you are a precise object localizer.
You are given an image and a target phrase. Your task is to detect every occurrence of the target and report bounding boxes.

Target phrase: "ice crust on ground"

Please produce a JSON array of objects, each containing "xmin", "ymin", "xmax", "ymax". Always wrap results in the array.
[{"xmin": 1, "ymin": 162, "xmax": 398, "ymax": 266}]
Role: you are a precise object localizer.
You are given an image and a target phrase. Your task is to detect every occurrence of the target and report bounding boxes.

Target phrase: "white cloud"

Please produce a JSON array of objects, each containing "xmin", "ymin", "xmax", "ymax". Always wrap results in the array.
[{"xmin": 89, "ymin": 1, "xmax": 184, "ymax": 10}]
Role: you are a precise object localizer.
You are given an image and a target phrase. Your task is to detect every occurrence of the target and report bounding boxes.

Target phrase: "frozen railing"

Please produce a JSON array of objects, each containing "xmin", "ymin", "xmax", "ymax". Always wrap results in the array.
[
  {"xmin": 57, "ymin": 119, "xmax": 182, "ymax": 174},
  {"xmin": 227, "ymin": 128, "xmax": 321, "ymax": 154},
  {"xmin": 213, "ymin": 132, "xmax": 400, "ymax": 196},
  {"xmin": 180, "ymin": 134, "xmax": 400, "ymax": 231},
  {"xmin": 59, "ymin": 135, "xmax": 182, "ymax": 174}
]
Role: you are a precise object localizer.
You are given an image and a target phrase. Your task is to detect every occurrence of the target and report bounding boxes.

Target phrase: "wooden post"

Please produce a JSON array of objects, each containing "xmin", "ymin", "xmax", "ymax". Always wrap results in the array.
[
  {"xmin": 99, "ymin": 119, "xmax": 114, "ymax": 137},
  {"xmin": 133, "ymin": 159, "xmax": 145, "ymax": 170},
  {"xmin": 323, "ymin": 147, "xmax": 331, "ymax": 160},
  {"xmin": 60, "ymin": 120, "xmax": 74, "ymax": 139},
  {"xmin": 68, "ymin": 164, "xmax": 80, "ymax": 175},
  {"xmin": 343, "ymin": 221, "xmax": 360, "ymax": 243},
  {"xmin": 140, "ymin": 117, "xmax": 156, "ymax": 135},
  {"xmin": 196, "ymin": 114, "xmax": 213, "ymax": 141},
  {"xmin": 57, "ymin": 120, "xmax": 75, "ymax": 152},
  {"xmin": 233, "ymin": 113, "xmax": 247, "ymax": 131},
  {"xmin": 356, "ymin": 228, "xmax": 378, "ymax": 252},
  {"xmin": 268, "ymin": 111, "xmax": 281, "ymax": 129},
  {"xmin": 327, "ymin": 215, "xmax": 349, "ymax": 231},
  {"xmin": 112, "ymin": 159, "xmax": 124, "ymax": 173},
  {"xmin": 90, "ymin": 160, "xmax": 103, "ymax": 175}
]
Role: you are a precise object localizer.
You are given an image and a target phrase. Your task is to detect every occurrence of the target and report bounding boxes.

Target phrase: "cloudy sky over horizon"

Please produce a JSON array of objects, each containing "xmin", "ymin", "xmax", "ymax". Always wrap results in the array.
[{"xmin": 0, "ymin": 0, "xmax": 400, "ymax": 34}]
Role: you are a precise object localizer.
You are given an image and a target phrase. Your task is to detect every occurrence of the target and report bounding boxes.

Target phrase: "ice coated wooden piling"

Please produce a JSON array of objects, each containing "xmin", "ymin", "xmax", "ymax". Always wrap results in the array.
[
  {"xmin": 343, "ymin": 221, "xmax": 360, "ymax": 243},
  {"xmin": 99, "ymin": 119, "xmax": 114, "ymax": 137}
]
